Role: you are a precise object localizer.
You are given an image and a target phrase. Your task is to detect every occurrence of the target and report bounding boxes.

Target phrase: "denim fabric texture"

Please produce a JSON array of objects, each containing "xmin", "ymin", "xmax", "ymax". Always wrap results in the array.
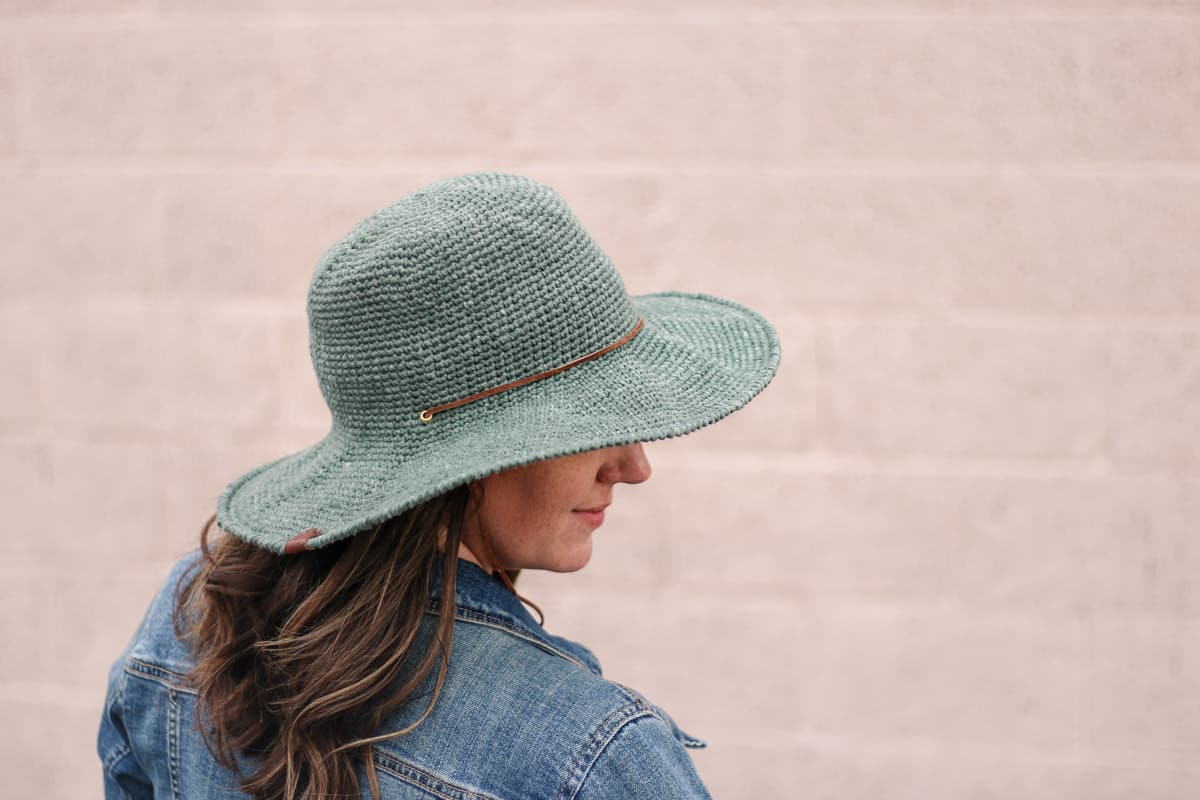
[{"xmin": 98, "ymin": 548, "xmax": 712, "ymax": 799}]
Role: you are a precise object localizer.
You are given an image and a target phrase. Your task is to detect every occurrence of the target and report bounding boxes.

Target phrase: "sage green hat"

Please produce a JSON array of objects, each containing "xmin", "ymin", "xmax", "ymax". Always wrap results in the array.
[{"xmin": 216, "ymin": 172, "xmax": 781, "ymax": 555}]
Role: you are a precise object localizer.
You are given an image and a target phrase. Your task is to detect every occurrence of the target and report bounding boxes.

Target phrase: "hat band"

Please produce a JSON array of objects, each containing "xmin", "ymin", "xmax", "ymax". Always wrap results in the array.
[{"xmin": 419, "ymin": 316, "xmax": 645, "ymax": 423}]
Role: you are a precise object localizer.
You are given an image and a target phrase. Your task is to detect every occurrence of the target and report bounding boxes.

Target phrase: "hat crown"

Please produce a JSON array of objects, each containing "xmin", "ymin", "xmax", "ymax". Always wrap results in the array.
[{"xmin": 307, "ymin": 173, "xmax": 638, "ymax": 434}]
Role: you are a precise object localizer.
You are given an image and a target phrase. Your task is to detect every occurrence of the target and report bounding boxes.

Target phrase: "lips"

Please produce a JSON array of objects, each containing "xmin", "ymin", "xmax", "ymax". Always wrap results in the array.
[{"xmin": 573, "ymin": 503, "xmax": 609, "ymax": 527}]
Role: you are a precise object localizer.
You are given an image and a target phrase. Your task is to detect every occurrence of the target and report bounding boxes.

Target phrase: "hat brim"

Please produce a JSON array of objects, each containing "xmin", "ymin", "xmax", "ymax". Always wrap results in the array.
[{"xmin": 216, "ymin": 290, "xmax": 781, "ymax": 553}]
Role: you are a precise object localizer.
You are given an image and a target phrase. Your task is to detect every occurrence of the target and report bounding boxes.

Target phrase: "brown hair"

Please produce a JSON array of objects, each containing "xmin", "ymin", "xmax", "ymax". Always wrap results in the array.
[{"xmin": 171, "ymin": 482, "xmax": 535, "ymax": 800}]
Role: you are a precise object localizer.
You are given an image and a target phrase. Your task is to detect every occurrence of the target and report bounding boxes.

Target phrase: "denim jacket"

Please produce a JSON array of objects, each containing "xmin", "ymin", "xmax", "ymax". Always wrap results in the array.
[{"xmin": 98, "ymin": 548, "xmax": 712, "ymax": 799}]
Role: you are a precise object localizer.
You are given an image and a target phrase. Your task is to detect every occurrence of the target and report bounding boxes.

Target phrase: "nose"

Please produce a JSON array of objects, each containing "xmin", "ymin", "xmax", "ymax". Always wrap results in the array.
[{"xmin": 598, "ymin": 442, "xmax": 652, "ymax": 485}]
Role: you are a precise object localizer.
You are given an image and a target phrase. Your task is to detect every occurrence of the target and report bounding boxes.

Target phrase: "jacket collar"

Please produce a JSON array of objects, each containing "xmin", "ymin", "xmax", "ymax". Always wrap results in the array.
[
  {"xmin": 427, "ymin": 552, "xmax": 541, "ymax": 630},
  {"xmin": 425, "ymin": 552, "xmax": 600, "ymax": 670}
]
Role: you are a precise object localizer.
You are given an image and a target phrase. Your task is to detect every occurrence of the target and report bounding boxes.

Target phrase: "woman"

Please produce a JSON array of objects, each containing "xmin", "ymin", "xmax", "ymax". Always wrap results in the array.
[{"xmin": 98, "ymin": 172, "xmax": 781, "ymax": 799}]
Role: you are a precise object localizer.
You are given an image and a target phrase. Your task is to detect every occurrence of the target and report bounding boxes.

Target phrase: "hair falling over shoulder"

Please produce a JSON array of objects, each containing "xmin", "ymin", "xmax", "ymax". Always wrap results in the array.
[{"xmin": 172, "ymin": 483, "xmax": 488, "ymax": 800}]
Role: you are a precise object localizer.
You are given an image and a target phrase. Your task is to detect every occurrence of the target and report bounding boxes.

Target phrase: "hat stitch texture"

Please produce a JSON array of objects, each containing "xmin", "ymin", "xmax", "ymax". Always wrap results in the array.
[{"xmin": 216, "ymin": 172, "xmax": 781, "ymax": 554}]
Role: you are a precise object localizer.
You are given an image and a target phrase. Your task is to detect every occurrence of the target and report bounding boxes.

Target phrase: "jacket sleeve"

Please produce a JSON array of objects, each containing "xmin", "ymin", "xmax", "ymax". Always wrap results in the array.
[
  {"xmin": 98, "ymin": 659, "xmax": 155, "ymax": 800},
  {"xmin": 573, "ymin": 713, "xmax": 713, "ymax": 800}
]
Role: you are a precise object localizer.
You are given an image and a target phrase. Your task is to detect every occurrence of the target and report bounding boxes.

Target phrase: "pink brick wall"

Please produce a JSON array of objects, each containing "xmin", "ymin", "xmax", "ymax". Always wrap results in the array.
[{"xmin": 2, "ymin": 2, "xmax": 1198, "ymax": 798}]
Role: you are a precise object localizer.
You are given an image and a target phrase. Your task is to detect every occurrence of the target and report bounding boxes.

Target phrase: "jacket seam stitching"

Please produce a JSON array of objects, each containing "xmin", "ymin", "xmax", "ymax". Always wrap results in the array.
[
  {"xmin": 127, "ymin": 656, "xmax": 186, "ymax": 680},
  {"xmin": 101, "ymin": 664, "xmax": 131, "ymax": 776},
  {"xmin": 167, "ymin": 687, "xmax": 182, "ymax": 800},
  {"xmin": 124, "ymin": 658, "xmax": 198, "ymax": 695},
  {"xmin": 559, "ymin": 701, "xmax": 655, "ymax": 800},
  {"xmin": 101, "ymin": 741, "xmax": 134, "ymax": 776},
  {"xmin": 423, "ymin": 607, "xmax": 591, "ymax": 672},
  {"xmin": 607, "ymin": 679, "xmax": 706, "ymax": 748},
  {"xmin": 372, "ymin": 749, "xmax": 503, "ymax": 800}
]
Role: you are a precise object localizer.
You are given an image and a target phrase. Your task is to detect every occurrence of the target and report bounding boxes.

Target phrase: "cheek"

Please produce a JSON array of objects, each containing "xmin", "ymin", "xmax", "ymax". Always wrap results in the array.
[
  {"xmin": 524, "ymin": 492, "xmax": 574, "ymax": 533},
  {"xmin": 482, "ymin": 459, "xmax": 596, "ymax": 539},
  {"xmin": 501, "ymin": 485, "xmax": 578, "ymax": 542},
  {"xmin": 486, "ymin": 478, "xmax": 558, "ymax": 533},
  {"xmin": 516, "ymin": 468, "xmax": 585, "ymax": 516}
]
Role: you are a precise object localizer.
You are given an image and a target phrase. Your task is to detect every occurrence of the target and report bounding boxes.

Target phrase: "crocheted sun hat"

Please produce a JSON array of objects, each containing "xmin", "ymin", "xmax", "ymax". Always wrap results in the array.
[{"xmin": 216, "ymin": 172, "xmax": 781, "ymax": 555}]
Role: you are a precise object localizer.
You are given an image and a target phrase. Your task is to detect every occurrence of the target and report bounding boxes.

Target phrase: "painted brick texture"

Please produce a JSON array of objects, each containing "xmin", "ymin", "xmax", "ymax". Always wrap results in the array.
[{"xmin": 1, "ymin": 3, "xmax": 1197, "ymax": 799}]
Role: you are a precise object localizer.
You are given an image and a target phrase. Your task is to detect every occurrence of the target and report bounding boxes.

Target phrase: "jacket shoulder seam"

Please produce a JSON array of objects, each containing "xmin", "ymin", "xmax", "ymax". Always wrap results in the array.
[
  {"xmin": 425, "ymin": 607, "xmax": 593, "ymax": 673},
  {"xmin": 125, "ymin": 657, "xmax": 196, "ymax": 695},
  {"xmin": 558, "ymin": 700, "xmax": 656, "ymax": 800}
]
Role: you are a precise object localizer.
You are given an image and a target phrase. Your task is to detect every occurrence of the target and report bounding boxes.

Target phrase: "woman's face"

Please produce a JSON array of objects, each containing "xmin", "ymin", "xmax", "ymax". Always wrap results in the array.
[{"xmin": 459, "ymin": 443, "xmax": 652, "ymax": 573}]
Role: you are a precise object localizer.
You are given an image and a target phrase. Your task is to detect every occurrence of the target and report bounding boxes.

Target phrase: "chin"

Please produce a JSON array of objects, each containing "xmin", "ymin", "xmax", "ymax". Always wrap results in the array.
[{"xmin": 545, "ymin": 542, "xmax": 593, "ymax": 573}]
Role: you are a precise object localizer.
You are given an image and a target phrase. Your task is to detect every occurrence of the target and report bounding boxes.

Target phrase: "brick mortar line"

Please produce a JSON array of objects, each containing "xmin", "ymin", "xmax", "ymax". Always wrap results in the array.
[
  {"xmin": 3, "ymin": 10, "xmax": 1200, "ymax": 28},
  {"xmin": 4, "ymin": 162, "xmax": 1200, "ymax": 177},
  {"xmin": 673, "ymin": 588, "xmax": 1200, "ymax": 623},
  {"xmin": 0, "ymin": 421, "xmax": 329, "ymax": 449},
  {"xmin": 0, "ymin": 682, "xmax": 112, "ymax": 707},
  {"xmin": 695, "ymin": 725, "xmax": 1200, "ymax": 766},
  {"xmin": 0, "ymin": 295, "xmax": 301, "ymax": 315},
  {"xmin": 794, "ymin": 312, "xmax": 1200, "ymax": 331},
  {"xmin": 648, "ymin": 450, "xmax": 1199, "ymax": 480}
]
